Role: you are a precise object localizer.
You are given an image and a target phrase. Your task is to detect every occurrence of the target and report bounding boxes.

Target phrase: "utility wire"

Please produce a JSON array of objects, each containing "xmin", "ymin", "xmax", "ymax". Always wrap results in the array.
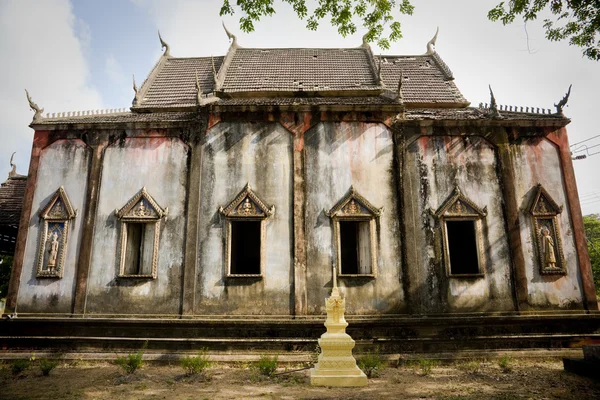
[{"xmin": 570, "ymin": 134, "xmax": 600, "ymax": 148}]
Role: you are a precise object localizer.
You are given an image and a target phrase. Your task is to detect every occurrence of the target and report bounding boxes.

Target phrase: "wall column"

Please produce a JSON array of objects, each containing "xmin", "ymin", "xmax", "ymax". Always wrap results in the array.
[
  {"xmin": 181, "ymin": 140, "xmax": 201, "ymax": 316},
  {"xmin": 279, "ymin": 112, "xmax": 314, "ymax": 316},
  {"xmin": 72, "ymin": 136, "xmax": 108, "ymax": 315},
  {"xmin": 491, "ymin": 127, "xmax": 529, "ymax": 311},
  {"xmin": 546, "ymin": 127, "xmax": 598, "ymax": 311},
  {"xmin": 5, "ymin": 130, "xmax": 50, "ymax": 313}
]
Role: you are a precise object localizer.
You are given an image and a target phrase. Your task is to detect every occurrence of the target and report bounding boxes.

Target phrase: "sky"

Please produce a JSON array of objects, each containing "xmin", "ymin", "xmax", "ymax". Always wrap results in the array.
[{"xmin": 0, "ymin": 0, "xmax": 599, "ymax": 214}]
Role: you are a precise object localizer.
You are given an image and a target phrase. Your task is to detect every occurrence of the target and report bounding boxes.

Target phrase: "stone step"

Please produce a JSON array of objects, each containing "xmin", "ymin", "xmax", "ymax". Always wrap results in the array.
[{"xmin": 583, "ymin": 345, "xmax": 600, "ymax": 361}]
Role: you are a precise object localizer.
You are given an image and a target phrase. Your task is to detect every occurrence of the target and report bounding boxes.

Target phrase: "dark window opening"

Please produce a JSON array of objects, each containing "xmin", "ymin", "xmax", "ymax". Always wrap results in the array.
[
  {"xmin": 230, "ymin": 220, "xmax": 261, "ymax": 275},
  {"xmin": 124, "ymin": 223, "xmax": 144, "ymax": 275},
  {"xmin": 339, "ymin": 220, "xmax": 372, "ymax": 275},
  {"xmin": 446, "ymin": 220, "xmax": 479, "ymax": 275}
]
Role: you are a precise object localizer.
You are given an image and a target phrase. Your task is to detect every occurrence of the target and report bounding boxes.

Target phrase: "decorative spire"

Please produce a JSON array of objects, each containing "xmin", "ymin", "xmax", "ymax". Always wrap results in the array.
[
  {"xmin": 158, "ymin": 30, "xmax": 171, "ymax": 57},
  {"xmin": 25, "ymin": 89, "xmax": 44, "ymax": 122},
  {"xmin": 222, "ymin": 22, "xmax": 238, "ymax": 47},
  {"xmin": 425, "ymin": 27, "xmax": 439, "ymax": 55},
  {"xmin": 361, "ymin": 31, "xmax": 370, "ymax": 48},
  {"xmin": 554, "ymin": 84, "xmax": 572, "ymax": 116},
  {"xmin": 488, "ymin": 85, "xmax": 501, "ymax": 119},
  {"xmin": 9, "ymin": 152, "xmax": 16, "ymax": 178},
  {"xmin": 132, "ymin": 74, "xmax": 139, "ymax": 106}
]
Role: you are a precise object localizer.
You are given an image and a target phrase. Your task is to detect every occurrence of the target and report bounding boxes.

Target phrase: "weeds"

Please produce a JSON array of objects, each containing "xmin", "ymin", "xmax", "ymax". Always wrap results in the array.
[
  {"xmin": 417, "ymin": 358, "xmax": 438, "ymax": 376},
  {"xmin": 310, "ymin": 343, "xmax": 321, "ymax": 366},
  {"xmin": 253, "ymin": 354, "xmax": 278, "ymax": 377},
  {"xmin": 180, "ymin": 349, "xmax": 212, "ymax": 376},
  {"xmin": 456, "ymin": 359, "xmax": 483, "ymax": 374},
  {"xmin": 11, "ymin": 359, "xmax": 30, "ymax": 375},
  {"xmin": 115, "ymin": 341, "xmax": 147, "ymax": 374},
  {"xmin": 498, "ymin": 354, "xmax": 513, "ymax": 373},
  {"xmin": 39, "ymin": 359, "xmax": 59, "ymax": 376},
  {"xmin": 357, "ymin": 351, "xmax": 385, "ymax": 378}
]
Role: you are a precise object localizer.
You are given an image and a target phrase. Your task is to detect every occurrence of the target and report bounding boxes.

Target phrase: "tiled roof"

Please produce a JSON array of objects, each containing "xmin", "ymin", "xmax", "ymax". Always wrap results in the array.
[
  {"xmin": 377, "ymin": 54, "xmax": 467, "ymax": 104},
  {"xmin": 405, "ymin": 107, "xmax": 568, "ymax": 121},
  {"xmin": 221, "ymin": 48, "xmax": 380, "ymax": 93},
  {"xmin": 132, "ymin": 47, "xmax": 469, "ymax": 110},
  {"xmin": 0, "ymin": 177, "xmax": 27, "ymax": 226},
  {"xmin": 32, "ymin": 111, "xmax": 199, "ymax": 125},
  {"xmin": 138, "ymin": 57, "xmax": 224, "ymax": 108}
]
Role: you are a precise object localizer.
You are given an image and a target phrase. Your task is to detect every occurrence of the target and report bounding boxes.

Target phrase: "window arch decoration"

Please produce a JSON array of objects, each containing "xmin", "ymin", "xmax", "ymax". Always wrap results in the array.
[
  {"xmin": 219, "ymin": 183, "xmax": 275, "ymax": 278},
  {"xmin": 36, "ymin": 186, "xmax": 77, "ymax": 278},
  {"xmin": 325, "ymin": 186, "xmax": 383, "ymax": 277},
  {"xmin": 528, "ymin": 183, "xmax": 566, "ymax": 275},
  {"xmin": 115, "ymin": 187, "xmax": 168, "ymax": 279},
  {"xmin": 434, "ymin": 186, "xmax": 487, "ymax": 278}
]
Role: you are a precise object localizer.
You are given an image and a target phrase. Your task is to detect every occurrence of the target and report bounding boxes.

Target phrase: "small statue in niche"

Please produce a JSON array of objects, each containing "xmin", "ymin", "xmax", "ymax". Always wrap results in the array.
[
  {"xmin": 239, "ymin": 198, "xmax": 255, "ymax": 215},
  {"xmin": 47, "ymin": 231, "xmax": 59, "ymax": 271},
  {"xmin": 344, "ymin": 199, "xmax": 360, "ymax": 214},
  {"xmin": 541, "ymin": 226, "xmax": 558, "ymax": 270},
  {"xmin": 134, "ymin": 201, "xmax": 150, "ymax": 217}
]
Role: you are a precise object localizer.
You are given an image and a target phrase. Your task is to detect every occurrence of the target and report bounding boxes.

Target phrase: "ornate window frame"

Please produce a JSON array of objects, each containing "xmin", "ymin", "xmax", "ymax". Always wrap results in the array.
[
  {"xmin": 219, "ymin": 183, "xmax": 275, "ymax": 278},
  {"xmin": 36, "ymin": 187, "xmax": 77, "ymax": 279},
  {"xmin": 528, "ymin": 183, "xmax": 566, "ymax": 275},
  {"xmin": 115, "ymin": 187, "xmax": 168, "ymax": 279},
  {"xmin": 434, "ymin": 187, "xmax": 487, "ymax": 278},
  {"xmin": 326, "ymin": 186, "xmax": 383, "ymax": 278}
]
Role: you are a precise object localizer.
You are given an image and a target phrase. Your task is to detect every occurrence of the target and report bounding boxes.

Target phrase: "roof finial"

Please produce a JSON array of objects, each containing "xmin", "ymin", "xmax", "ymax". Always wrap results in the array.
[
  {"xmin": 25, "ymin": 89, "xmax": 43, "ymax": 122},
  {"xmin": 425, "ymin": 27, "xmax": 439, "ymax": 55},
  {"xmin": 132, "ymin": 74, "xmax": 139, "ymax": 106},
  {"xmin": 222, "ymin": 22, "xmax": 237, "ymax": 47},
  {"xmin": 361, "ymin": 31, "xmax": 371, "ymax": 48},
  {"xmin": 554, "ymin": 84, "xmax": 572, "ymax": 116},
  {"xmin": 488, "ymin": 85, "xmax": 502, "ymax": 119},
  {"xmin": 158, "ymin": 30, "xmax": 171, "ymax": 57},
  {"xmin": 9, "ymin": 152, "xmax": 16, "ymax": 177}
]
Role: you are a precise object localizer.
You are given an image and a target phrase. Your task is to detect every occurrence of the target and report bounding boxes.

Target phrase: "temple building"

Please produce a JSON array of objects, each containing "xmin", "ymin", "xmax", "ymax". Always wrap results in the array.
[{"xmin": 3, "ymin": 27, "xmax": 598, "ymax": 331}]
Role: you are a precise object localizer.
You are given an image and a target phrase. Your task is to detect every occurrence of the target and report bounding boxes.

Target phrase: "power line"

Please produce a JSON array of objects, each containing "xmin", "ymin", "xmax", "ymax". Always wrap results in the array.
[{"xmin": 570, "ymin": 134, "xmax": 600, "ymax": 148}]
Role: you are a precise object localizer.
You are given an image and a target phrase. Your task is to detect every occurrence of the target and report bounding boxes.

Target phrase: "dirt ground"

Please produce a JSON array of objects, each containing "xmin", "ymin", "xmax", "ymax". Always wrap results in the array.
[{"xmin": 1, "ymin": 358, "xmax": 599, "ymax": 400}]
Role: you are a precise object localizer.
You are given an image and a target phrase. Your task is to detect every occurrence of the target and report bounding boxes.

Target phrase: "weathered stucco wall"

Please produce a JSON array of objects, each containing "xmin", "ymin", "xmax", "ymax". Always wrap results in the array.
[
  {"xmin": 403, "ymin": 134, "xmax": 514, "ymax": 313},
  {"xmin": 85, "ymin": 137, "xmax": 188, "ymax": 315},
  {"xmin": 304, "ymin": 122, "xmax": 404, "ymax": 315},
  {"xmin": 196, "ymin": 122, "xmax": 293, "ymax": 315},
  {"xmin": 17, "ymin": 140, "xmax": 90, "ymax": 314},
  {"xmin": 512, "ymin": 137, "xmax": 583, "ymax": 308}
]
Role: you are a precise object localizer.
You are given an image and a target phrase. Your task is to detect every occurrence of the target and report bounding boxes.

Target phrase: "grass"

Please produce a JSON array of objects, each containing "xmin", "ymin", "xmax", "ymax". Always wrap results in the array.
[
  {"xmin": 417, "ymin": 358, "xmax": 439, "ymax": 376},
  {"xmin": 180, "ymin": 349, "xmax": 212, "ymax": 376},
  {"xmin": 11, "ymin": 359, "xmax": 30, "ymax": 375},
  {"xmin": 497, "ymin": 354, "xmax": 513, "ymax": 373},
  {"xmin": 39, "ymin": 359, "xmax": 59, "ymax": 376},
  {"xmin": 115, "ymin": 341, "xmax": 147, "ymax": 374},
  {"xmin": 357, "ymin": 351, "xmax": 385, "ymax": 378},
  {"xmin": 253, "ymin": 354, "xmax": 278, "ymax": 377}
]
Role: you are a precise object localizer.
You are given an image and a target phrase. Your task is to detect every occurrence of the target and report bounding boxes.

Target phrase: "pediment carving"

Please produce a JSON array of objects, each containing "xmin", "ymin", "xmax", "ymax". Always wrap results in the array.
[
  {"xmin": 326, "ymin": 186, "xmax": 383, "ymax": 218},
  {"xmin": 435, "ymin": 186, "xmax": 487, "ymax": 218},
  {"xmin": 529, "ymin": 184, "xmax": 563, "ymax": 216},
  {"xmin": 115, "ymin": 187, "xmax": 168, "ymax": 221},
  {"xmin": 39, "ymin": 187, "xmax": 77, "ymax": 220},
  {"xmin": 219, "ymin": 183, "xmax": 275, "ymax": 218}
]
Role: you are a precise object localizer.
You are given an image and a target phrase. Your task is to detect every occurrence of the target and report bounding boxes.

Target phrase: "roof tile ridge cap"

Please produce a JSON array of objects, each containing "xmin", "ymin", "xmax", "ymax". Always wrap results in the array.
[
  {"xmin": 429, "ymin": 51, "xmax": 454, "ymax": 81},
  {"xmin": 215, "ymin": 40, "xmax": 239, "ymax": 91},
  {"xmin": 133, "ymin": 54, "xmax": 170, "ymax": 109},
  {"xmin": 360, "ymin": 45, "xmax": 384, "ymax": 89}
]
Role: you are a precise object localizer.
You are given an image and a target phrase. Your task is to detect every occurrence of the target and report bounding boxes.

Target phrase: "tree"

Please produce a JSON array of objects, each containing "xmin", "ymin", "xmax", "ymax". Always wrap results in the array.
[
  {"xmin": 583, "ymin": 214, "xmax": 600, "ymax": 297},
  {"xmin": 220, "ymin": 0, "xmax": 600, "ymax": 60},
  {"xmin": 488, "ymin": 1, "xmax": 600, "ymax": 61},
  {"xmin": 220, "ymin": 0, "xmax": 414, "ymax": 50}
]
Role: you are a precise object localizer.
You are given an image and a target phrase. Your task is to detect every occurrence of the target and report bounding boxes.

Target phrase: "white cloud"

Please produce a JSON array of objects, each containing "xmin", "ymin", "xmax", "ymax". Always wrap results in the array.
[
  {"xmin": 105, "ymin": 54, "xmax": 127, "ymax": 85},
  {"xmin": 0, "ymin": 0, "xmax": 103, "ymax": 180}
]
